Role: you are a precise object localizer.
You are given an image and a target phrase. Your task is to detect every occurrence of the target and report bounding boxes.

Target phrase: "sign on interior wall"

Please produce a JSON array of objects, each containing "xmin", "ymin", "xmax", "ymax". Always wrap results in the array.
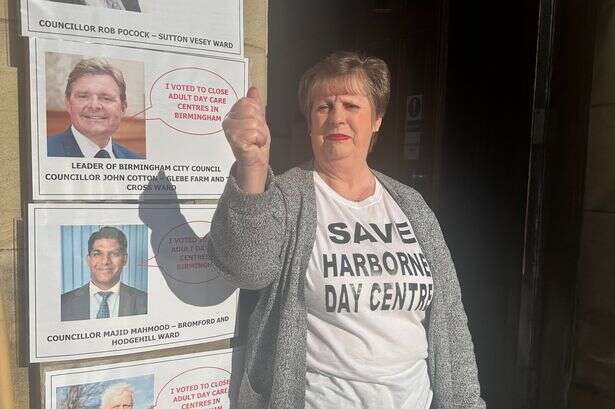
[
  {"xmin": 45, "ymin": 348, "xmax": 238, "ymax": 409},
  {"xmin": 21, "ymin": 0, "xmax": 243, "ymax": 57},
  {"xmin": 403, "ymin": 94, "xmax": 423, "ymax": 161},
  {"xmin": 28, "ymin": 203, "xmax": 238, "ymax": 363},
  {"xmin": 29, "ymin": 37, "xmax": 247, "ymax": 200}
]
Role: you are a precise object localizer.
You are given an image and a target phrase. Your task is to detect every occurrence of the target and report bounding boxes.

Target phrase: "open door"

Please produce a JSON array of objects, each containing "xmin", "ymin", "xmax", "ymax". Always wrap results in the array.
[{"xmin": 516, "ymin": 0, "xmax": 599, "ymax": 407}]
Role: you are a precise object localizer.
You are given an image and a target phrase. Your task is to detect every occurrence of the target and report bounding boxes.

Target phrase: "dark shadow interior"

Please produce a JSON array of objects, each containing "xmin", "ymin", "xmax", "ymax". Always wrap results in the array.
[{"xmin": 267, "ymin": 1, "xmax": 540, "ymax": 407}]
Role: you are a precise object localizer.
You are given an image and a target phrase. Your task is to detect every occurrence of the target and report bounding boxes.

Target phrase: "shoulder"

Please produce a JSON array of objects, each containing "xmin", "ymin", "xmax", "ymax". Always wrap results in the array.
[
  {"xmin": 125, "ymin": 0, "xmax": 141, "ymax": 12},
  {"xmin": 274, "ymin": 163, "xmax": 313, "ymax": 192},
  {"xmin": 270, "ymin": 163, "xmax": 315, "ymax": 213},
  {"xmin": 120, "ymin": 282, "xmax": 147, "ymax": 297},
  {"xmin": 48, "ymin": 128, "xmax": 71, "ymax": 140},
  {"xmin": 112, "ymin": 142, "xmax": 144, "ymax": 159},
  {"xmin": 373, "ymin": 169, "xmax": 432, "ymax": 212},
  {"xmin": 47, "ymin": 129, "xmax": 73, "ymax": 146},
  {"xmin": 372, "ymin": 169, "xmax": 445, "ymax": 247},
  {"xmin": 61, "ymin": 283, "xmax": 88, "ymax": 302},
  {"xmin": 47, "ymin": 128, "xmax": 80, "ymax": 157}
]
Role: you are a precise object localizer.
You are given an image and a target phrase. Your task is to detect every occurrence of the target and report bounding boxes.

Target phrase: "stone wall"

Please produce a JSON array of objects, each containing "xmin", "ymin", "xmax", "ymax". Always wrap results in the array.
[
  {"xmin": 568, "ymin": 1, "xmax": 615, "ymax": 407},
  {"xmin": 0, "ymin": 1, "xmax": 267, "ymax": 407}
]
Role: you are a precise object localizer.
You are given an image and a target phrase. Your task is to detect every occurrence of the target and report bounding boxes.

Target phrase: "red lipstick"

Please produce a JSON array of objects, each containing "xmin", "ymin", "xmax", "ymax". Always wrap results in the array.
[{"xmin": 326, "ymin": 133, "xmax": 351, "ymax": 141}]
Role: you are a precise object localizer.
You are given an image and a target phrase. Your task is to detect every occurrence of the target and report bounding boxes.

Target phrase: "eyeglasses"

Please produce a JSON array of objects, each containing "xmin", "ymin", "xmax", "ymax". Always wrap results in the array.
[{"xmin": 89, "ymin": 250, "xmax": 125, "ymax": 259}]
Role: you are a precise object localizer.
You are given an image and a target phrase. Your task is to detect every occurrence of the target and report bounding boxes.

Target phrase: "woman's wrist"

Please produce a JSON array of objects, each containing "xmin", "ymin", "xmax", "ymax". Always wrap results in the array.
[{"xmin": 236, "ymin": 162, "xmax": 269, "ymax": 194}]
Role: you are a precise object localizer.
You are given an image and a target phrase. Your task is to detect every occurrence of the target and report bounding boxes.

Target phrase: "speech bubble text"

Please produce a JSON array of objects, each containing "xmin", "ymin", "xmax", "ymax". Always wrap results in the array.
[
  {"xmin": 154, "ymin": 366, "xmax": 231, "ymax": 408},
  {"xmin": 156, "ymin": 221, "xmax": 216, "ymax": 283},
  {"xmin": 142, "ymin": 67, "xmax": 239, "ymax": 135}
]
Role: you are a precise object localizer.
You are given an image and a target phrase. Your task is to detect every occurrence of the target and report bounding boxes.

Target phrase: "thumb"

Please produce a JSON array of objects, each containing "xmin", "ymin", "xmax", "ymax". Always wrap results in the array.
[{"xmin": 246, "ymin": 86, "xmax": 262, "ymax": 106}]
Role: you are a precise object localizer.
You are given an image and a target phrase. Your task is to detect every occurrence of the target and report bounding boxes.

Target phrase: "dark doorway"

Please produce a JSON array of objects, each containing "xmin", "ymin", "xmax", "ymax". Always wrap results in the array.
[{"xmin": 267, "ymin": 0, "xmax": 539, "ymax": 407}]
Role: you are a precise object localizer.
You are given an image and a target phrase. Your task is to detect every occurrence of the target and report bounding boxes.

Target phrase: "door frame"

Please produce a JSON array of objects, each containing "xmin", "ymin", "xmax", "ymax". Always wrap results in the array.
[{"xmin": 516, "ymin": 0, "xmax": 600, "ymax": 407}]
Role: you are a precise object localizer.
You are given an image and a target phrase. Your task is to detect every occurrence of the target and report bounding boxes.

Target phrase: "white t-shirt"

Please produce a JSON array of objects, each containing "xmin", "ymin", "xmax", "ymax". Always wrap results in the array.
[{"xmin": 305, "ymin": 172, "xmax": 434, "ymax": 409}]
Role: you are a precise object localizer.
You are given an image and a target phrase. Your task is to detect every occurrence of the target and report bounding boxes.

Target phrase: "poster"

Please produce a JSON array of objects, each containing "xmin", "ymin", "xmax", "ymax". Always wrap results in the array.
[
  {"xmin": 45, "ymin": 348, "xmax": 238, "ymax": 409},
  {"xmin": 29, "ymin": 203, "xmax": 238, "ymax": 362},
  {"xmin": 29, "ymin": 37, "xmax": 246, "ymax": 200},
  {"xmin": 21, "ymin": 0, "xmax": 243, "ymax": 57}
]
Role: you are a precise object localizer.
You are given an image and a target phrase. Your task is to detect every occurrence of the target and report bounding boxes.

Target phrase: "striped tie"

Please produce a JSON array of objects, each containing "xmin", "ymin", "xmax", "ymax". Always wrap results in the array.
[{"xmin": 96, "ymin": 291, "xmax": 113, "ymax": 319}]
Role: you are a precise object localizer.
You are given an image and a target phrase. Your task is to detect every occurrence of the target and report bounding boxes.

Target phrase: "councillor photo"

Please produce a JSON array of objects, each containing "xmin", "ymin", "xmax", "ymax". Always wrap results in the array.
[
  {"xmin": 61, "ymin": 226, "xmax": 147, "ymax": 322},
  {"xmin": 55, "ymin": 374, "xmax": 154, "ymax": 409},
  {"xmin": 47, "ymin": 57, "xmax": 145, "ymax": 159},
  {"xmin": 46, "ymin": 0, "xmax": 141, "ymax": 12}
]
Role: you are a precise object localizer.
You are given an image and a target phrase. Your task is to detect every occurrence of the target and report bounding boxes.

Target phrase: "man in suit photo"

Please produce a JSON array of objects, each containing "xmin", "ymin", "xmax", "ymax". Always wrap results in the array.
[
  {"xmin": 47, "ymin": 0, "xmax": 141, "ymax": 12},
  {"xmin": 61, "ymin": 226, "xmax": 147, "ymax": 322},
  {"xmin": 47, "ymin": 58, "xmax": 144, "ymax": 159}
]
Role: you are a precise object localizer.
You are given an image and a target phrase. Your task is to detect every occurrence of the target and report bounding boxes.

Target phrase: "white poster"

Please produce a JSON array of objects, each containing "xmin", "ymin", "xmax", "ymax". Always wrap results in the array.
[
  {"xmin": 29, "ymin": 203, "xmax": 238, "ymax": 362},
  {"xmin": 29, "ymin": 38, "xmax": 245, "ymax": 200},
  {"xmin": 22, "ymin": 0, "xmax": 243, "ymax": 57},
  {"xmin": 45, "ymin": 348, "xmax": 238, "ymax": 409}
]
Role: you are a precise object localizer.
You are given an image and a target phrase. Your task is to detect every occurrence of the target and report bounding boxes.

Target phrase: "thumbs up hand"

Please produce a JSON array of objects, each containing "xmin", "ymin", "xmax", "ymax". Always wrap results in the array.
[{"xmin": 222, "ymin": 87, "xmax": 270, "ymax": 193}]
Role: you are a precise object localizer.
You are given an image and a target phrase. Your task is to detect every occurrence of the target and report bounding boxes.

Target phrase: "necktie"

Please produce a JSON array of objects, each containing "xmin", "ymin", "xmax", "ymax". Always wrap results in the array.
[
  {"xmin": 96, "ymin": 291, "xmax": 113, "ymax": 319},
  {"xmin": 94, "ymin": 149, "xmax": 111, "ymax": 158},
  {"xmin": 105, "ymin": 0, "xmax": 123, "ymax": 10}
]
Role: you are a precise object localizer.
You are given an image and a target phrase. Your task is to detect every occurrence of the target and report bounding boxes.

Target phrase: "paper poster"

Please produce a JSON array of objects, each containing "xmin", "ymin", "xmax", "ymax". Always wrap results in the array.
[
  {"xmin": 21, "ymin": 0, "xmax": 243, "ymax": 57},
  {"xmin": 45, "ymin": 348, "xmax": 238, "ymax": 409},
  {"xmin": 29, "ymin": 37, "xmax": 246, "ymax": 200},
  {"xmin": 29, "ymin": 203, "xmax": 238, "ymax": 362}
]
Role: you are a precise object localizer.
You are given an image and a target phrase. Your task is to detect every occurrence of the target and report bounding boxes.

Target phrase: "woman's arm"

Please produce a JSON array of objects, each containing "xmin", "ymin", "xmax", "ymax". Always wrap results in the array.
[
  {"xmin": 207, "ymin": 86, "xmax": 286, "ymax": 290},
  {"xmin": 208, "ymin": 165, "xmax": 286, "ymax": 290},
  {"xmin": 222, "ymin": 86, "xmax": 270, "ymax": 193},
  {"xmin": 429, "ymin": 211, "xmax": 486, "ymax": 408}
]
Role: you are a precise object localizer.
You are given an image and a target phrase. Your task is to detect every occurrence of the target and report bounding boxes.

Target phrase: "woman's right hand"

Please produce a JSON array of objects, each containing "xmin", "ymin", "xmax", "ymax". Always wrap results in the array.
[{"xmin": 222, "ymin": 86, "xmax": 270, "ymax": 193}]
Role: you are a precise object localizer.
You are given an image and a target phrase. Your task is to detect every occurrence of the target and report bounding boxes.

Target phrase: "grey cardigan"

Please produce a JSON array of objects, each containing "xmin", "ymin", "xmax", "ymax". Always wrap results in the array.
[{"xmin": 210, "ymin": 163, "xmax": 485, "ymax": 409}]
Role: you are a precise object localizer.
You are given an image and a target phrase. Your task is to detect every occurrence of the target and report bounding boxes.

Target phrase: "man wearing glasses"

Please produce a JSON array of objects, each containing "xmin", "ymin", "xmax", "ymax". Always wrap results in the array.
[{"xmin": 61, "ymin": 226, "xmax": 147, "ymax": 321}]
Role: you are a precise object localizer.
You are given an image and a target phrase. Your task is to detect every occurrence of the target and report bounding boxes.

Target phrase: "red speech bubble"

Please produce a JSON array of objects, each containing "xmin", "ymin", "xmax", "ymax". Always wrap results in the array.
[
  {"xmin": 137, "ymin": 67, "xmax": 239, "ymax": 135},
  {"xmin": 152, "ymin": 366, "xmax": 231, "ymax": 408}
]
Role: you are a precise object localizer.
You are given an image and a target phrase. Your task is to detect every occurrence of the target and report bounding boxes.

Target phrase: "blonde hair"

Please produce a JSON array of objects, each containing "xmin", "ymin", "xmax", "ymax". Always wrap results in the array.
[
  {"xmin": 65, "ymin": 58, "xmax": 127, "ymax": 103},
  {"xmin": 298, "ymin": 51, "xmax": 390, "ymax": 120}
]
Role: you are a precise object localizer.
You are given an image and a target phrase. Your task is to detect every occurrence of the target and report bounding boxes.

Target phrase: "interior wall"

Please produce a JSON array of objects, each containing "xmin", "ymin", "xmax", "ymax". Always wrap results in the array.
[
  {"xmin": 439, "ymin": 2, "xmax": 537, "ymax": 407},
  {"xmin": 267, "ymin": 0, "xmax": 355, "ymax": 172},
  {"xmin": 0, "ymin": 1, "xmax": 268, "ymax": 408},
  {"xmin": 568, "ymin": 1, "xmax": 615, "ymax": 407}
]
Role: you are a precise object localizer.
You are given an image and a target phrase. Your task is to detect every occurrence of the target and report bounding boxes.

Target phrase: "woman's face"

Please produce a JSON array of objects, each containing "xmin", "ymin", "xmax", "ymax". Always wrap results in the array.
[{"xmin": 309, "ymin": 76, "xmax": 382, "ymax": 168}]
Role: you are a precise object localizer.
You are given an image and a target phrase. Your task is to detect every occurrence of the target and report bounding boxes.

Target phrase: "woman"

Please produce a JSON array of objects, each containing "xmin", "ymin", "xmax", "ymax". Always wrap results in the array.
[{"xmin": 215, "ymin": 51, "xmax": 485, "ymax": 408}]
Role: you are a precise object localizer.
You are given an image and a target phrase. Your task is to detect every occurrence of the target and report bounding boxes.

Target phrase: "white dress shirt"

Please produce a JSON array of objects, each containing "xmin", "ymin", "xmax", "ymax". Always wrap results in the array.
[
  {"xmin": 72, "ymin": 126, "xmax": 116, "ymax": 158},
  {"xmin": 89, "ymin": 281, "xmax": 120, "ymax": 319},
  {"xmin": 84, "ymin": 0, "xmax": 126, "ymax": 10}
]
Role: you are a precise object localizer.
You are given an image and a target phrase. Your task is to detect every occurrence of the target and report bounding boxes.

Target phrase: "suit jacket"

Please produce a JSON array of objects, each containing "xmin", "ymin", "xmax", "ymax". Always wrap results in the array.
[
  {"xmin": 48, "ymin": 0, "xmax": 141, "ymax": 12},
  {"xmin": 47, "ymin": 128, "xmax": 144, "ymax": 159},
  {"xmin": 61, "ymin": 282, "xmax": 148, "ymax": 321}
]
